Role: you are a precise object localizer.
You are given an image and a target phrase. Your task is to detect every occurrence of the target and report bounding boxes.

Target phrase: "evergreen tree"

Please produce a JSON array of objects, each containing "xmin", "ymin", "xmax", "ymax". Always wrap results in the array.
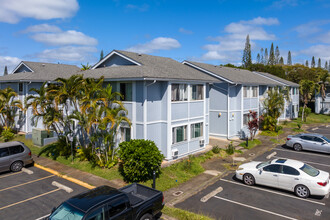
[
  {"xmin": 4, "ymin": 66, "xmax": 8, "ymax": 76},
  {"xmin": 242, "ymin": 35, "xmax": 252, "ymax": 68},
  {"xmin": 268, "ymin": 43, "xmax": 275, "ymax": 65},
  {"xmin": 256, "ymin": 53, "xmax": 260, "ymax": 64},
  {"xmin": 275, "ymin": 46, "xmax": 280, "ymax": 64},
  {"xmin": 287, "ymin": 51, "xmax": 292, "ymax": 65},
  {"xmin": 264, "ymin": 48, "xmax": 269, "ymax": 65},
  {"xmin": 305, "ymin": 60, "xmax": 309, "ymax": 67},
  {"xmin": 260, "ymin": 48, "xmax": 264, "ymax": 65},
  {"xmin": 329, "ymin": 60, "xmax": 330, "ymax": 71},
  {"xmin": 100, "ymin": 50, "xmax": 104, "ymax": 61},
  {"xmin": 325, "ymin": 61, "xmax": 328, "ymax": 70},
  {"xmin": 279, "ymin": 57, "xmax": 284, "ymax": 65},
  {"xmin": 318, "ymin": 58, "xmax": 321, "ymax": 68},
  {"xmin": 311, "ymin": 56, "xmax": 315, "ymax": 68}
]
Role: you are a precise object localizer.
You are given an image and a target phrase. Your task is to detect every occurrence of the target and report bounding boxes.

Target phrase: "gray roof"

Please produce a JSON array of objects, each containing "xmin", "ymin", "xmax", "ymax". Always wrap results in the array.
[
  {"xmin": 253, "ymin": 71, "xmax": 299, "ymax": 87},
  {"xmin": 184, "ymin": 61, "xmax": 283, "ymax": 86},
  {"xmin": 82, "ymin": 50, "xmax": 221, "ymax": 82},
  {"xmin": 0, "ymin": 61, "xmax": 80, "ymax": 82}
]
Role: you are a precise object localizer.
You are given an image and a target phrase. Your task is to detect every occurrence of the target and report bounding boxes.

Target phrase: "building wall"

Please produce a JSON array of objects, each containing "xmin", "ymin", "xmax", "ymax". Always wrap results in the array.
[{"xmin": 98, "ymin": 54, "xmax": 135, "ymax": 67}]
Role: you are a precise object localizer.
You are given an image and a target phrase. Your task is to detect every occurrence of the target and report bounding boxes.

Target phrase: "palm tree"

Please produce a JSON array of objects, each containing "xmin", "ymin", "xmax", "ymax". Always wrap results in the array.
[
  {"xmin": 319, "ymin": 72, "xmax": 330, "ymax": 113},
  {"xmin": 0, "ymin": 87, "xmax": 23, "ymax": 129},
  {"xmin": 300, "ymin": 80, "xmax": 320, "ymax": 121},
  {"xmin": 81, "ymin": 63, "xmax": 92, "ymax": 70}
]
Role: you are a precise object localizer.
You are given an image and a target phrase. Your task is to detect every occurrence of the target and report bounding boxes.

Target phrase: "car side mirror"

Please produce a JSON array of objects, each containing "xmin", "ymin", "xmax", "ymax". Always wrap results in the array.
[
  {"xmin": 51, "ymin": 207, "xmax": 56, "ymax": 213},
  {"xmin": 258, "ymin": 168, "xmax": 262, "ymax": 174},
  {"xmin": 323, "ymin": 141, "xmax": 328, "ymax": 145}
]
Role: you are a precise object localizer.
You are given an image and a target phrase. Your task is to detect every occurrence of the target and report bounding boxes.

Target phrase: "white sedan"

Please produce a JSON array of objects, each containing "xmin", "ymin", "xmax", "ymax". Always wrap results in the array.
[{"xmin": 235, "ymin": 158, "xmax": 330, "ymax": 198}]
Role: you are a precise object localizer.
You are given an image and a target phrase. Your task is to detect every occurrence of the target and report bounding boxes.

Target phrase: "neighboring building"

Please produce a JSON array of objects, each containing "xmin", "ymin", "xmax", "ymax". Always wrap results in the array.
[
  {"xmin": 0, "ymin": 61, "xmax": 81, "ymax": 133},
  {"xmin": 315, "ymin": 83, "xmax": 330, "ymax": 114}
]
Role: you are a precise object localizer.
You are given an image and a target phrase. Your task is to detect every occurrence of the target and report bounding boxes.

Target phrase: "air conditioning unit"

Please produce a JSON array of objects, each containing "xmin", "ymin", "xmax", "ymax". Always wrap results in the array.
[
  {"xmin": 172, "ymin": 148, "xmax": 179, "ymax": 157},
  {"xmin": 199, "ymin": 139, "xmax": 205, "ymax": 146}
]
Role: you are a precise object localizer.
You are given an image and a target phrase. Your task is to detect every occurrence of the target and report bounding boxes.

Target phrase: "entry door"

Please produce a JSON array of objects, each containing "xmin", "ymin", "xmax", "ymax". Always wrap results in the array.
[{"xmin": 257, "ymin": 164, "xmax": 281, "ymax": 188}]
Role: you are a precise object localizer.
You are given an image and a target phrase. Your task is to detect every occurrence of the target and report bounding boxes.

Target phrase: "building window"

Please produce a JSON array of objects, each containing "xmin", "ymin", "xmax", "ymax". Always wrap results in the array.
[
  {"xmin": 171, "ymin": 84, "xmax": 187, "ymax": 102},
  {"xmin": 191, "ymin": 85, "xmax": 203, "ymax": 100},
  {"xmin": 252, "ymin": 86, "xmax": 258, "ymax": 97},
  {"xmin": 19, "ymin": 83, "xmax": 23, "ymax": 94},
  {"xmin": 191, "ymin": 122, "xmax": 203, "ymax": 139},
  {"xmin": 243, "ymin": 86, "xmax": 248, "ymax": 98},
  {"xmin": 243, "ymin": 113, "xmax": 249, "ymax": 125},
  {"xmin": 120, "ymin": 127, "xmax": 131, "ymax": 142},
  {"xmin": 172, "ymin": 125, "xmax": 187, "ymax": 144},
  {"xmin": 119, "ymin": 83, "xmax": 132, "ymax": 101}
]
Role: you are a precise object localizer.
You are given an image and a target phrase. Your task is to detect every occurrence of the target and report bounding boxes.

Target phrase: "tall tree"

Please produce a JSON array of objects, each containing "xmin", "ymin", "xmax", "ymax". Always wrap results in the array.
[
  {"xmin": 325, "ymin": 61, "xmax": 328, "ymax": 70},
  {"xmin": 318, "ymin": 58, "xmax": 321, "ymax": 68},
  {"xmin": 287, "ymin": 51, "xmax": 292, "ymax": 65},
  {"xmin": 279, "ymin": 57, "xmax": 284, "ymax": 64},
  {"xmin": 100, "ymin": 50, "xmax": 104, "ymax": 61},
  {"xmin": 242, "ymin": 35, "xmax": 252, "ymax": 68},
  {"xmin": 305, "ymin": 60, "xmax": 309, "ymax": 67},
  {"xmin": 0, "ymin": 87, "xmax": 23, "ymax": 129},
  {"xmin": 311, "ymin": 56, "xmax": 315, "ymax": 68},
  {"xmin": 264, "ymin": 48, "xmax": 269, "ymax": 65},
  {"xmin": 256, "ymin": 53, "xmax": 260, "ymax": 64},
  {"xmin": 319, "ymin": 71, "xmax": 330, "ymax": 113},
  {"xmin": 4, "ymin": 66, "xmax": 8, "ymax": 76},
  {"xmin": 268, "ymin": 43, "xmax": 275, "ymax": 65},
  {"xmin": 300, "ymin": 80, "xmax": 320, "ymax": 121},
  {"xmin": 260, "ymin": 48, "xmax": 264, "ymax": 65},
  {"xmin": 275, "ymin": 46, "xmax": 280, "ymax": 64}
]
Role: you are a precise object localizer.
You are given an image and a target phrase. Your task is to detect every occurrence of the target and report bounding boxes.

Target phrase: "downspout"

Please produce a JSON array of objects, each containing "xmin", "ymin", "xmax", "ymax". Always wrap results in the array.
[{"xmin": 25, "ymin": 81, "xmax": 32, "ymax": 133}]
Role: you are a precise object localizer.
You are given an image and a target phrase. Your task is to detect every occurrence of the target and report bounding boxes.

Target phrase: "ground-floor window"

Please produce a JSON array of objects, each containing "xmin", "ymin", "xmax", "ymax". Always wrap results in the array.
[
  {"xmin": 172, "ymin": 125, "xmax": 187, "ymax": 144},
  {"xmin": 191, "ymin": 122, "xmax": 203, "ymax": 139},
  {"xmin": 243, "ymin": 113, "xmax": 249, "ymax": 125},
  {"xmin": 120, "ymin": 127, "xmax": 131, "ymax": 143}
]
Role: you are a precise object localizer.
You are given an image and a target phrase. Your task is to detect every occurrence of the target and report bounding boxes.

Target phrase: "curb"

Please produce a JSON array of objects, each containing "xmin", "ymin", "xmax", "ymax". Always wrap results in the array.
[{"xmin": 34, "ymin": 163, "xmax": 95, "ymax": 190}]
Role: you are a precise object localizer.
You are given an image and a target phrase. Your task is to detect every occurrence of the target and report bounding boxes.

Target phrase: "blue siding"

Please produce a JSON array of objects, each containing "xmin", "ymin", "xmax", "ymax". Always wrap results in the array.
[
  {"xmin": 147, "ymin": 123, "xmax": 167, "ymax": 157},
  {"xmin": 135, "ymin": 124, "xmax": 144, "ymax": 139},
  {"xmin": 209, "ymin": 111, "xmax": 227, "ymax": 136},
  {"xmin": 210, "ymin": 83, "xmax": 228, "ymax": 110},
  {"xmin": 172, "ymin": 102, "xmax": 188, "ymax": 120},
  {"xmin": 14, "ymin": 65, "xmax": 31, "ymax": 73},
  {"xmin": 98, "ymin": 54, "xmax": 135, "ymax": 67},
  {"xmin": 135, "ymin": 82, "xmax": 144, "ymax": 123},
  {"xmin": 190, "ymin": 101, "xmax": 204, "ymax": 118}
]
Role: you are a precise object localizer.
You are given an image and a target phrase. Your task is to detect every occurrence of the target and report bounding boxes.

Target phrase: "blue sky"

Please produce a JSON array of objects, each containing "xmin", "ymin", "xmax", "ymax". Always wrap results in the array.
[{"xmin": 1, "ymin": 0, "xmax": 330, "ymax": 74}]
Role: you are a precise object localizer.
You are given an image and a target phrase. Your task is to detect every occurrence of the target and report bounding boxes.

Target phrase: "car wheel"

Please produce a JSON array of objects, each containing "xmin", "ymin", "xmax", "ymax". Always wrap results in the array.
[
  {"xmin": 10, "ymin": 161, "xmax": 23, "ymax": 172},
  {"xmin": 295, "ymin": 185, "xmax": 310, "ymax": 198},
  {"xmin": 140, "ymin": 213, "xmax": 153, "ymax": 220},
  {"xmin": 293, "ymin": 143, "xmax": 302, "ymax": 151},
  {"xmin": 243, "ymin": 173, "xmax": 255, "ymax": 186}
]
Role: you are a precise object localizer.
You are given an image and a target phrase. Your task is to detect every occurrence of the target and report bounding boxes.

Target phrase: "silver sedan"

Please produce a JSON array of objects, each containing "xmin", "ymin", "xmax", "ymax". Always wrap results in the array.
[{"xmin": 286, "ymin": 133, "xmax": 330, "ymax": 153}]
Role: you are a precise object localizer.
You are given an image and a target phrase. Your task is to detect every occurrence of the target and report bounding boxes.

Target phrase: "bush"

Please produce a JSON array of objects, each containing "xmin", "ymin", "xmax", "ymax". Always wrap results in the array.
[
  {"xmin": 297, "ymin": 123, "xmax": 302, "ymax": 129},
  {"xmin": 118, "ymin": 139, "xmax": 164, "ymax": 183},
  {"xmin": 262, "ymin": 115, "xmax": 278, "ymax": 131},
  {"xmin": 1, "ymin": 127, "xmax": 15, "ymax": 142},
  {"xmin": 212, "ymin": 145, "xmax": 220, "ymax": 154},
  {"xmin": 299, "ymin": 107, "xmax": 311, "ymax": 122},
  {"xmin": 38, "ymin": 136, "xmax": 73, "ymax": 160},
  {"xmin": 226, "ymin": 142, "xmax": 235, "ymax": 155}
]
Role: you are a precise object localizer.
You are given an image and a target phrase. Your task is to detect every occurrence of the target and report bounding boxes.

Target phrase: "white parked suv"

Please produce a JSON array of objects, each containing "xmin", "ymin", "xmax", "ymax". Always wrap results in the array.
[{"xmin": 236, "ymin": 158, "xmax": 330, "ymax": 198}]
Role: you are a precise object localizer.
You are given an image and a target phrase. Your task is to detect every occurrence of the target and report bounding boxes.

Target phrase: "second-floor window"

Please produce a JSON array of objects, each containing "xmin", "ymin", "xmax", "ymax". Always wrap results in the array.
[
  {"xmin": 119, "ymin": 83, "xmax": 132, "ymax": 101},
  {"xmin": 252, "ymin": 86, "xmax": 258, "ymax": 97},
  {"xmin": 19, "ymin": 83, "xmax": 23, "ymax": 94},
  {"xmin": 171, "ymin": 84, "xmax": 187, "ymax": 102},
  {"xmin": 191, "ymin": 85, "xmax": 203, "ymax": 100}
]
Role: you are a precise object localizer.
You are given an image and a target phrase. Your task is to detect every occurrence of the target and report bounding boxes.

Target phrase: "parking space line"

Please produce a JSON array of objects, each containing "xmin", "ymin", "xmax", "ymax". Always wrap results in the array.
[
  {"xmin": 0, "ymin": 172, "xmax": 22, "ymax": 179},
  {"xmin": 214, "ymin": 196, "xmax": 298, "ymax": 220},
  {"xmin": 273, "ymin": 156, "xmax": 330, "ymax": 168},
  {"xmin": 35, "ymin": 214, "xmax": 50, "ymax": 220},
  {"xmin": 0, "ymin": 188, "xmax": 60, "ymax": 211},
  {"xmin": 273, "ymin": 148, "xmax": 330, "ymax": 159},
  {"xmin": 0, "ymin": 175, "xmax": 55, "ymax": 192},
  {"xmin": 219, "ymin": 179, "xmax": 325, "ymax": 206}
]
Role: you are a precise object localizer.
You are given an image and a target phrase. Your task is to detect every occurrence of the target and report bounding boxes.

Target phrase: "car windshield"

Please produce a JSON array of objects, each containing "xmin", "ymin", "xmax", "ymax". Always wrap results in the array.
[
  {"xmin": 256, "ymin": 161, "xmax": 271, "ymax": 169},
  {"xmin": 322, "ymin": 136, "xmax": 330, "ymax": 143},
  {"xmin": 300, "ymin": 164, "xmax": 320, "ymax": 177},
  {"xmin": 49, "ymin": 203, "xmax": 84, "ymax": 220}
]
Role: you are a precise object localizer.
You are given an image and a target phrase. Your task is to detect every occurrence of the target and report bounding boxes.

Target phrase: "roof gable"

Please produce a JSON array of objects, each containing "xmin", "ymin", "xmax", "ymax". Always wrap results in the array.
[
  {"xmin": 92, "ymin": 50, "xmax": 141, "ymax": 69},
  {"xmin": 12, "ymin": 62, "xmax": 34, "ymax": 74}
]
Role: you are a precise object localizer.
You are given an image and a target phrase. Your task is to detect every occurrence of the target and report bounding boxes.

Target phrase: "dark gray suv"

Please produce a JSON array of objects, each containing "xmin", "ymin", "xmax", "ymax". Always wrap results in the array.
[{"xmin": 0, "ymin": 141, "xmax": 34, "ymax": 172}]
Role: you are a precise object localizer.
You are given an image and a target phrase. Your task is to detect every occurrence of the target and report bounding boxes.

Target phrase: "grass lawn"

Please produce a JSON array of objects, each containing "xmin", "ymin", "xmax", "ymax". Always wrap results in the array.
[
  {"xmin": 282, "ymin": 113, "xmax": 330, "ymax": 129},
  {"xmin": 163, "ymin": 206, "xmax": 214, "ymax": 220},
  {"xmin": 259, "ymin": 130, "xmax": 284, "ymax": 137},
  {"xmin": 239, "ymin": 139, "xmax": 261, "ymax": 149}
]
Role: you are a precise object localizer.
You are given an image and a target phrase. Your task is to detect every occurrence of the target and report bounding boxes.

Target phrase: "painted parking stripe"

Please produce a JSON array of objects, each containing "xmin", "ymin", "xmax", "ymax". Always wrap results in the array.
[
  {"xmin": 35, "ymin": 214, "xmax": 50, "ymax": 220},
  {"xmin": 214, "ymin": 196, "xmax": 298, "ymax": 220},
  {"xmin": 0, "ymin": 188, "xmax": 60, "ymax": 211},
  {"xmin": 274, "ymin": 148, "xmax": 330, "ymax": 159},
  {"xmin": 0, "ymin": 175, "xmax": 55, "ymax": 192},
  {"xmin": 0, "ymin": 172, "xmax": 22, "ymax": 179},
  {"xmin": 220, "ymin": 178, "xmax": 325, "ymax": 206},
  {"xmin": 312, "ymin": 127, "xmax": 319, "ymax": 131},
  {"xmin": 273, "ymin": 156, "xmax": 330, "ymax": 168}
]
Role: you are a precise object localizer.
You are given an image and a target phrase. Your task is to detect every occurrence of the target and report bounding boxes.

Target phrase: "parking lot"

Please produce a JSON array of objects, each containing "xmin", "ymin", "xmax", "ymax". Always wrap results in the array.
[
  {"xmin": 176, "ymin": 126, "xmax": 330, "ymax": 220},
  {"xmin": 0, "ymin": 165, "xmax": 88, "ymax": 220}
]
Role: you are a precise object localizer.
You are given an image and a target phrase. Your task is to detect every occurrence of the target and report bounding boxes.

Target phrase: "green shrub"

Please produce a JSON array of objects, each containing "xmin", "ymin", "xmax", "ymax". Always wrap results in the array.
[
  {"xmin": 262, "ymin": 115, "xmax": 278, "ymax": 131},
  {"xmin": 297, "ymin": 123, "xmax": 302, "ymax": 129},
  {"xmin": 38, "ymin": 136, "xmax": 73, "ymax": 160},
  {"xmin": 226, "ymin": 142, "xmax": 235, "ymax": 155},
  {"xmin": 212, "ymin": 145, "xmax": 220, "ymax": 154},
  {"xmin": 282, "ymin": 120, "xmax": 288, "ymax": 125},
  {"xmin": 299, "ymin": 107, "xmax": 311, "ymax": 122},
  {"xmin": 1, "ymin": 127, "xmax": 15, "ymax": 142},
  {"xmin": 118, "ymin": 139, "xmax": 164, "ymax": 183}
]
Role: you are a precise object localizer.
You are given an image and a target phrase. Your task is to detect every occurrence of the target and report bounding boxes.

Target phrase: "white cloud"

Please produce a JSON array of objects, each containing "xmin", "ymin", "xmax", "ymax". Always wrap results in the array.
[
  {"xmin": 35, "ymin": 46, "xmax": 97, "ymax": 62},
  {"xmin": 23, "ymin": 24, "xmax": 62, "ymax": 33},
  {"xmin": 301, "ymin": 45, "xmax": 330, "ymax": 61},
  {"xmin": 271, "ymin": 0, "xmax": 298, "ymax": 8},
  {"xmin": 179, "ymin": 28, "xmax": 193, "ymax": 35},
  {"xmin": 293, "ymin": 20, "xmax": 330, "ymax": 38},
  {"xmin": 126, "ymin": 37, "xmax": 181, "ymax": 54},
  {"xmin": 201, "ymin": 17, "xmax": 278, "ymax": 63},
  {"xmin": 31, "ymin": 30, "xmax": 98, "ymax": 46},
  {"xmin": 0, "ymin": 56, "xmax": 21, "ymax": 75},
  {"xmin": 318, "ymin": 31, "xmax": 330, "ymax": 44},
  {"xmin": 0, "ymin": 0, "xmax": 79, "ymax": 24}
]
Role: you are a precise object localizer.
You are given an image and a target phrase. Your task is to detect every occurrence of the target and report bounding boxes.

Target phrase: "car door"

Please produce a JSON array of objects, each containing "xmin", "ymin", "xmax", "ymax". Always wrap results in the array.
[
  {"xmin": 300, "ymin": 135, "xmax": 314, "ymax": 150},
  {"xmin": 311, "ymin": 137, "xmax": 328, "ymax": 153},
  {"xmin": 84, "ymin": 206, "xmax": 106, "ymax": 220},
  {"xmin": 277, "ymin": 165, "xmax": 300, "ymax": 191},
  {"xmin": 0, "ymin": 147, "xmax": 10, "ymax": 172},
  {"xmin": 7, "ymin": 145, "xmax": 24, "ymax": 164},
  {"xmin": 107, "ymin": 196, "xmax": 131, "ymax": 220},
  {"xmin": 257, "ymin": 164, "xmax": 281, "ymax": 188}
]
